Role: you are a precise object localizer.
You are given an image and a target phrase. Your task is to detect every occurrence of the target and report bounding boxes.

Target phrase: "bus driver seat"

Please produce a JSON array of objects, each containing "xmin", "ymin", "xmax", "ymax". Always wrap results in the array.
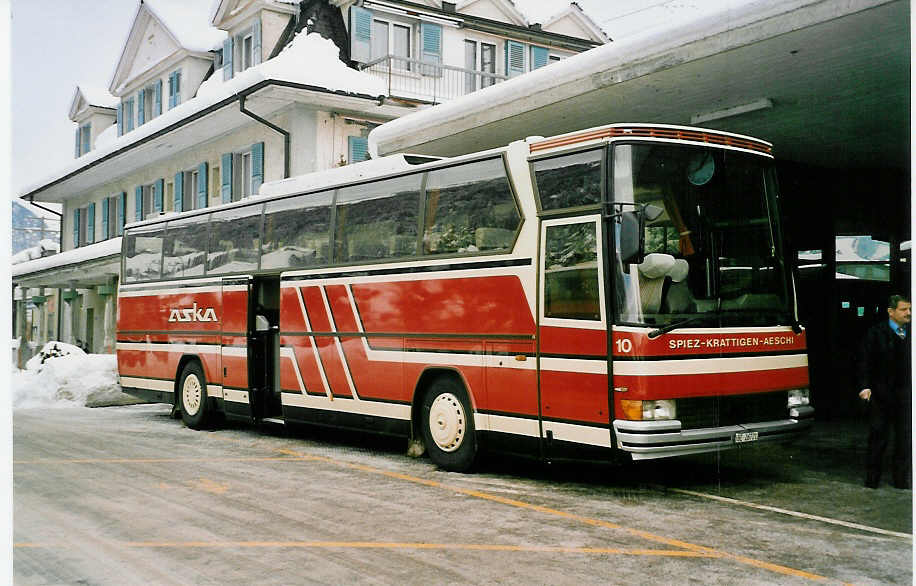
[
  {"xmin": 636, "ymin": 253, "xmax": 676, "ymax": 315},
  {"xmin": 664, "ymin": 258, "xmax": 695, "ymax": 314}
]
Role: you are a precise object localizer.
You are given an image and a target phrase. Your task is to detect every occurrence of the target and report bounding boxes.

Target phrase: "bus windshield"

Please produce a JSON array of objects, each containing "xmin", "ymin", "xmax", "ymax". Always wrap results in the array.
[{"xmin": 613, "ymin": 143, "xmax": 790, "ymax": 327}]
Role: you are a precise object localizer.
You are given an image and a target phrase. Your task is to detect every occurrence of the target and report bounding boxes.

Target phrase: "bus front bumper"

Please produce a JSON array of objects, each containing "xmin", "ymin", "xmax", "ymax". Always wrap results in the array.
[{"xmin": 612, "ymin": 406, "xmax": 814, "ymax": 460}]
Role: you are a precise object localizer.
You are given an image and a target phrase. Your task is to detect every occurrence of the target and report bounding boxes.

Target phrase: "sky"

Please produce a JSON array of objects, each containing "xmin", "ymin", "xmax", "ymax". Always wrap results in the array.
[{"xmin": 8, "ymin": 0, "xmax": 753, "ymax": 196}]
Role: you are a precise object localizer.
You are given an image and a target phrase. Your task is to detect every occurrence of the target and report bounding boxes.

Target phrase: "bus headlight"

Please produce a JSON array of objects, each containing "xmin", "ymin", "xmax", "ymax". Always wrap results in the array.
[
  {"xmin": 620, "ymin": 399, "xmax": 677, "ymax": 421},
  {"xmin": 787, "ymin": 389, "xmax": 810, "ymax": 408}
]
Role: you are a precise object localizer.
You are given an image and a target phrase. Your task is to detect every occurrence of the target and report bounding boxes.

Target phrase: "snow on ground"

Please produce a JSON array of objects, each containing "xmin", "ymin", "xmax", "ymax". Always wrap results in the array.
[{"xmin": 11, "ymin": 341, "xmax": 142, "ymax": 409}]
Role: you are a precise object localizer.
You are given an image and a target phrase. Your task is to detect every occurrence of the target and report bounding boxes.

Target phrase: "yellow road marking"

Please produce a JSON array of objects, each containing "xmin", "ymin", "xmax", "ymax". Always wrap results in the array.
[
  {"xmin": 13, "ymin": 447, "xmax": 843, "ymax": 582},
  {"xmin": 14, "ymin": 541, "xmax": 713, "ymax": 557},
  {"xmin": 274, "ymin": 448, "xmax": 840, "ymax": 584}
]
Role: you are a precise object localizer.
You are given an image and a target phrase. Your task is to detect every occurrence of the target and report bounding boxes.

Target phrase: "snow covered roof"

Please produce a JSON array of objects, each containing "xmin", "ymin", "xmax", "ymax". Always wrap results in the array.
[
  {"xmin": 12, "ymin": 238, "xmax": 121, "ymax": 280},
  {"xmin": 69, "ymin": 86, "xmax": 119, "ymax": 122},
  {"xmin": 110, "ymin": 0, "xmax": 227, "ymax": 96},
  {"xmin": 21, "ymin": 32, "xmax": 390, "ymax": 200},
  {"xmin": 146, "ymin": 0, "xmax": 227, "ymax": 53}
]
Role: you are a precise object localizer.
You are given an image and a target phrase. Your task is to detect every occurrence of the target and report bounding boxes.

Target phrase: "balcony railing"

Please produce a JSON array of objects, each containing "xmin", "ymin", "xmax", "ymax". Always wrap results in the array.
[{"xmin": 359, "ymin": 55, "xmax": 509, "ymax": 105}]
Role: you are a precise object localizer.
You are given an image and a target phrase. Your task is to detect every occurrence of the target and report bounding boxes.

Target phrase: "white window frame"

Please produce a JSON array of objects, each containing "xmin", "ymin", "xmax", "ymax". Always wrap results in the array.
[
  {"xmin": 235, "ymin": 28, "xmax": 255, "ymax": 74},
  {"xmin": 183, "ymin": 168, "xmax": 200, "ymax": 211},
  {"xmin": 233, "ymin": 150, "xmax": 253, "ymax": 202},
  {"xmin": 371, "ymin": 17, "xmax": 413, "ymax": 69},
  {"xmin": 464, "ymin": 37, "xmax": 497, "ymax": 91}
]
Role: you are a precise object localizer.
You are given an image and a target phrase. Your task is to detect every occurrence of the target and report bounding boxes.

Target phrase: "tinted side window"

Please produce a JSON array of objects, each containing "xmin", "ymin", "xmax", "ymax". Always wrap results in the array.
[
  {"xmin": 207, "ymin": 205, "xmax": 262, "ymax": 274},
  {"xmin": 124, "ymin": 225, "xmax": 164, "ymax": 282},
  {"xmin": 335, "ymin": 175, "xmax": 420, "ymax": 263},
  {"xmin": 533, "ymin": 149, "xmax": 602, "ymax": 211},
  {"xmin": 261, "ymin": 191, "xmax": 332, "ymax": 270},
  {"xmin": 544, "ymin": 222, "xmax": 600, "ymax": 320},
  {"xmin": 423, "ymin": 157, "xmax": 519, "ymax": 255},
  {"xmin": 162, "ymin": 216, "xmax": 208, "ymax": 279}
]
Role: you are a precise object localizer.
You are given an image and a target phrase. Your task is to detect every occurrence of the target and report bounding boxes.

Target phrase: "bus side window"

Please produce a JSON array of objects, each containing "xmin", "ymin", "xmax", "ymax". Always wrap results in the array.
[
  {"xmin": 532, "ymin": 149, "xmax": 602, "ymax": 211},
  {"xmin": 543, "ymin": 222, "xmax": 600, "ymax": 320},
  {"xmin": 124, "ymin": 226, "xmax": 164, "ymax": 282},
  {"xmin": 162, "ymin": 217, "xmax": 208, "ymax": 279},
  {"xmin": 335, "ymin": 175, "xmax": 420, "ymax": 263},
  {"xmin": 207, "ymin": 206, "xmax": 262, "ymax": 274},
  {"xmin": 423, "ymin": 158, "xmax": 519, "ymax": 255},
  {"xmin": 261, "ymin": 192, "xmax": 332, "ymax": 270}
]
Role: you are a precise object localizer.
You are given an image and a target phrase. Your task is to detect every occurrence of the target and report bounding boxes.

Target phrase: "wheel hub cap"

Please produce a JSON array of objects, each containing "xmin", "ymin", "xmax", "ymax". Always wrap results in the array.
[
  {"xmin": 182, "ymin": 375, "xmax": 202, "ymax": 416},
  {"xmin": 429, "ymin": 393, "xmax": 465, "ymax": 452}
]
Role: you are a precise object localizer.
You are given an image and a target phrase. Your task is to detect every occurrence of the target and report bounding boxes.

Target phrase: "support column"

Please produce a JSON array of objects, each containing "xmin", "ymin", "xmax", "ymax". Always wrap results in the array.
[
  {"xmin": 62, "ymin": 282, "xmax": 78, "ymax": 346},
  {"xmin": 98, "ymin": 280, "xmax": 115, "ymax": 354},
  {"xmin": 16, "ymin": 287, "xmax": 29, "ymax": 369}
]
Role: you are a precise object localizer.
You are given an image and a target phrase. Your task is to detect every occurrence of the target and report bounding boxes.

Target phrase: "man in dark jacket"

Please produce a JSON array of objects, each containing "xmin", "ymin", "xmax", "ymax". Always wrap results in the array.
[{"xmin": 857, "ymin": 294, "xmax": 911, "ymax": 489}]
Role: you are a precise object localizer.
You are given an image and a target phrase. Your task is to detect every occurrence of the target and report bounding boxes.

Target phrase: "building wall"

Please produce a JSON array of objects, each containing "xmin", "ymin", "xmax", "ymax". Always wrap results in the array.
[{"xmin": 60, "ymin": 104, "xmax": 374, "ymax": 251}]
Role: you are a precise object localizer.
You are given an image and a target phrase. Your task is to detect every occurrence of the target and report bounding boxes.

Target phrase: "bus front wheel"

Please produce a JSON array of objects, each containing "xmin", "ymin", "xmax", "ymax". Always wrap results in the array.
[
  {"xmin": 421, "ymin": 377, "xmax": 477, "ymax": 472},
  {"xmin": 178, "ymin": 361, "xmax": 210, "ymax": 430}
]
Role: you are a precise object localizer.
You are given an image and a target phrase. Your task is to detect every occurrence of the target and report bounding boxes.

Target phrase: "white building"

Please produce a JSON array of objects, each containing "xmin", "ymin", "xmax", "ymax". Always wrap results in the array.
[{"xmin": 12, "ymin": 0, "xmax": 605, "ymax": 357}]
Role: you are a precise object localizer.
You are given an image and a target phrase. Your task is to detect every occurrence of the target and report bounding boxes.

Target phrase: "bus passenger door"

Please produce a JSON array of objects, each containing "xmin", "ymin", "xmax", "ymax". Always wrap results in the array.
[
  {"xmin": 221, "ymin": 276, "xmax": 254, "ymax": 420},
  {"xmin": 537, "ymin": 216, "xmax": 612, "ymax": 457}
]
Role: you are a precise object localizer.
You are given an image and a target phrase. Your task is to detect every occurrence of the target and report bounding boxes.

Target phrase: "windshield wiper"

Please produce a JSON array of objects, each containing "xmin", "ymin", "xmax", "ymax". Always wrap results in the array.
[{"xmin": 648, "ymin": 315, "xmax": 716, "ymax": 339}]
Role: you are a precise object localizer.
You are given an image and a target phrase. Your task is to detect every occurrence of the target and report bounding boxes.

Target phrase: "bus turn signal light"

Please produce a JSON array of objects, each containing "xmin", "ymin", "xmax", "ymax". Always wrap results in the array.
[
  {"xmin": 619, "ymin": 399, "xmax": 677, "ymax": 421},
  {"xmin": 620, "ymin": 400, "xmax": 644, "ymax": 421}
]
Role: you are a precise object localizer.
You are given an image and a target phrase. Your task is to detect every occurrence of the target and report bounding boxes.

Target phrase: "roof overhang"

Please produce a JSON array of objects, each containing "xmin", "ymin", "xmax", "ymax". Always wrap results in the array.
[
  {"xmin": 21, "ymin": 80, "xmax": 414, "ymax": 204},
  {"xmin": 370, "ymin": 0, "xmax": 909, "ymax": 171},
  {"xmin": 12, "ymin": 239, "xmax": 121, "ymax": 290}
]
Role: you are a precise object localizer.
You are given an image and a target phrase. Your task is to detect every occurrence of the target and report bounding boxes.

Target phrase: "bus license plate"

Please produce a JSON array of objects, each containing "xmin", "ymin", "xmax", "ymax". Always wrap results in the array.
[{"xmin": 735, "ymin": 431, "xmax": 759, "ymax": 444}]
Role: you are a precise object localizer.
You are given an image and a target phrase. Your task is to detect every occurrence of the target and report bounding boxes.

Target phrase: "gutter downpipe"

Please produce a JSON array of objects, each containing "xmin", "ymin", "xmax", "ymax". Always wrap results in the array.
[{"xmin": 239, "ymin": 93, "xmax": 291, "ymax": 179}]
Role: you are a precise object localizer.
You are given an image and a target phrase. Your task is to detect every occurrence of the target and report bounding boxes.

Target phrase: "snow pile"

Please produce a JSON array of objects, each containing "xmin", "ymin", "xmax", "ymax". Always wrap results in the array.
[
  {"xmin": 11, "ymin": 239, "xmax": 59, "ymax": 264},
  {"xmin": 12, "ymin": 342, "xmax": 138, "ymax": 409},
  {"xmin": 197, "ymin": 30, "xmax": 386, "ymax": 100}
]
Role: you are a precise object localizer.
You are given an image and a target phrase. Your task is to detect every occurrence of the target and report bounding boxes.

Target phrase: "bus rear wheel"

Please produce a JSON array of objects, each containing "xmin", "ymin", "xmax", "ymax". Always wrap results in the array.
[
  {"xmin": 421, "ymin": 377, "xmax": 477, "ymax": 472},
  {"xmin": 178, "ymin": 361, "xmax": 210, "ymax": 430}
]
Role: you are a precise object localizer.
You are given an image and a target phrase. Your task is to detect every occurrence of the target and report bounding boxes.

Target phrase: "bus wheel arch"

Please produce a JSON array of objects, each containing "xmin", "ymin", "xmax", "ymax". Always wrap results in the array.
[
  {"xmin": 175, "ymin": 357, "xmax": 212, "ymax": 430},
  {"xmin": 414, "ymin": 369, "xmax": 478, "ymax": 472}
]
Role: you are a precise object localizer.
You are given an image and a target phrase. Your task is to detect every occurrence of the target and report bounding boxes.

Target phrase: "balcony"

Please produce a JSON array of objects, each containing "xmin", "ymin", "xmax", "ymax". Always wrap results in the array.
[{"xmin": 359, "ymin": 55, "xmax": 509, "ymax": 105}]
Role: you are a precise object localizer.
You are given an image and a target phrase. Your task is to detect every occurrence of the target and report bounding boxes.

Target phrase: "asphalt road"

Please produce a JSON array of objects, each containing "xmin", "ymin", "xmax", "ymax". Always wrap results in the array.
[{"xmin": 13, "ymin": 405, "xmax": 913, "ymax": 585}]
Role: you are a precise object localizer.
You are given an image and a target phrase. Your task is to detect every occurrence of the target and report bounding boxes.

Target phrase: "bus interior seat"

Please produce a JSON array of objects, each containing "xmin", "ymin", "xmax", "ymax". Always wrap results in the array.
[
  {"xmin": 664, "ymin": 258, "xmax": 696, "ymax": 313},
  {"xmin": 637, "ymin": 253, "xmax": 675, "ymax": 314},
  {"xmin": 475, "ymin": 227, "xmax": 514, "ymax": 250}
]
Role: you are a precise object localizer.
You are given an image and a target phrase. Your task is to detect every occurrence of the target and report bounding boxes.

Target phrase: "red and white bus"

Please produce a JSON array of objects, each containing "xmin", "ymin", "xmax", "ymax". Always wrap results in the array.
[{"xmin": 116, "ymin": 123, "xmax": 812, "ymax": 471}]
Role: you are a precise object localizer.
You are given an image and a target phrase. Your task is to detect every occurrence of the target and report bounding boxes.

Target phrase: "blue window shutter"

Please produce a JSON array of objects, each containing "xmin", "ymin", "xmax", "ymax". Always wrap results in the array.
[
  {"xmin": 349, "ymin": 6, "xmax": 372, "ymax": 63},
  {"xmin": 531, "ymin": 46, "xmax": 549, "ymax": 70},
  {"xmin": 253, "ymin": 19, "xmax": 262, "ymax": 66},
  {"xmin": 87, "ymin": 202, "xmax": 95, "ymax": 244},
  {"xmin": 251, "ymin": 142, "xmax": 264, "ymax": 193},
  {"xmin": 117, "ymin": 103, "xmax": 123, "ymax": 136},
  {"xmin": 74, "ymin": 128, "xmax": 81, "ymax": 158},
  {"xmin": 73, "ymin": 209, "xmax": 80, "ymax": 248},
  {"xmin": 154, "ymin": 179, "xmax": 164, "ymax": 213},
  {"xmin": 223, "ymin": 38, "xmax": 233, "ymax": 80},
  {"xmin": 348, "ymin": 136, "xmax": 368, "ymax": 163},
  {"xmin": 505, "ymin": 40, "xmax": 525, "ymax": 77},
  {"xmin": 135, "ymin": 186, "xmax": 143, "ymax": 221},
  {"xmin": 118, "ymin": 192, "xmax": 126, "ymax": 235},
  {"xmin": 420, "ymin": 22, "xmax": 442, "ymax": 76},
  {"xmin": 101, "ymin": 198, "xmax": 109, "ymax": 240},
  {"xmin": 174, "ymin": 172, "xmax": 184, "ymax": 212},
  {"xmin": 173, "ymin": 71, "xmax": 181, "ymax": 107},
  {"xmin": 221, "ymin": 153, "xmax": 233, "ymax": 203},
  {"xmin": 197, "ymin": 162, "xmax": 208, "ymax": 209},
  {"xmin": 137, "ymin": 90, "xmax": 145, "ymax": 126},
  {"xmin": 155, "ymin": 79, "xmax": 162, "ymax": 116}
]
